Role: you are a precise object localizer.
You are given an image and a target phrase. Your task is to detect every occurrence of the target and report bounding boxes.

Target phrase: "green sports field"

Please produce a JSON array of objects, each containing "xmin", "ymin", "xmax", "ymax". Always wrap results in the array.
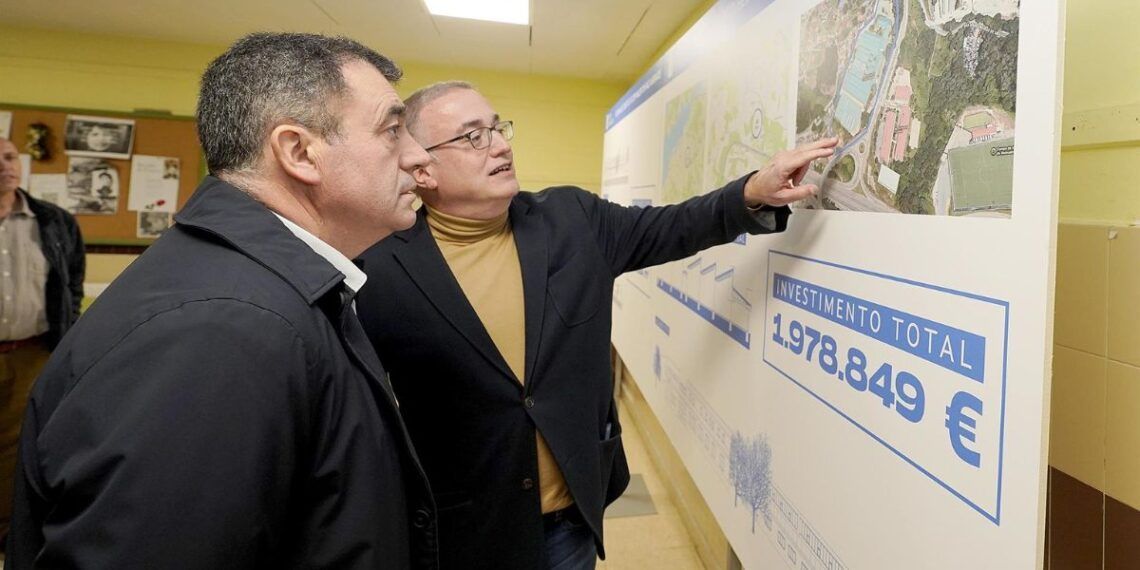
[
  {"xmin": 963, "ymin": 112, "xmax": 992, "ymax": 130},
  {"xmin": 949, "ymin": 138, "xmax": 1015, "ymax": 214}
]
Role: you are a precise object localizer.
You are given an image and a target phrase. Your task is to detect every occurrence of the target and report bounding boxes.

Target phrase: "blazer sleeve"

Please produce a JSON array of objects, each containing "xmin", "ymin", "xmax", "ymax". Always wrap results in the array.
[
  {"xmin": 571, "ymin": 171, "xmax": 791, "ymax": 277},
  {"xmin": 10, "ymin": 300, "xmax": 311, "ymax": 569}
]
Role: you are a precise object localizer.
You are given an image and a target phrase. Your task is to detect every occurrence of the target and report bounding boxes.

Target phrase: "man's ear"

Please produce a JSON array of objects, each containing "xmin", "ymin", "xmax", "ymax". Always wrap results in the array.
[{"xmin": 268, "ymin": 124, "xmax": 321, "ymax": 186}]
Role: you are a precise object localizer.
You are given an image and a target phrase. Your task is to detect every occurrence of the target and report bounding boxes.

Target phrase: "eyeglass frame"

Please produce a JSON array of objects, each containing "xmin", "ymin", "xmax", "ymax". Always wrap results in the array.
[{"xmin": 423, "ymin": 120, "xmax": 513, "ymax": 152}]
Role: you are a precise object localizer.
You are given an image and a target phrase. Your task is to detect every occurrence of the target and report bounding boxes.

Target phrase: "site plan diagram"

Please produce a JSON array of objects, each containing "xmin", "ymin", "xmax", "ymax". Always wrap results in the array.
[{"xmin": 797, "ymin": 0, "xmax": 1019, "ymax": 216}]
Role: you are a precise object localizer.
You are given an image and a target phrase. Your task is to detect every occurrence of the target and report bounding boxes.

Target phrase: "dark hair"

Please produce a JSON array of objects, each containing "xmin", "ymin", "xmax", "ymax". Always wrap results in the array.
[
  {"xmin": 403, "ymin": 81, "xmax": 476, "ymax": 139},
  {"xmin": 197, "ymin": 32, "xmax": 402, "ymax": 175}
]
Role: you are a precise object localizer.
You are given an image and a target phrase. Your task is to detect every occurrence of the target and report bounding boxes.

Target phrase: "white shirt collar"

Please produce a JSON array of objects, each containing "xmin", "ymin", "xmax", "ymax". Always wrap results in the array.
[{"xmin": 272, "ymin": 213, "xmax": 367, "ymax": 294}]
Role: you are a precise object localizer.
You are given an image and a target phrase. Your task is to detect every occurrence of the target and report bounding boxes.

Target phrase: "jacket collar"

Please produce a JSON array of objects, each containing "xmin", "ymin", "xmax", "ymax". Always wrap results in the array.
[
  {"xmin": 7, "ymin": 189, "xmax": 34, "ymax": 218},
  {"xmin": 389, "ymin": 197, "xmax": 548, "ymax": 386},
  {"xmin": 509, "ymin": 197, "xmax": 549, "ymax": 387},
  {"xmin": 18, "ymin": 189, "xmax": 50, "ymax": 220},
  {"xmin": 174, "ymin": 176, "xmax": 345, "ymax": 306}
]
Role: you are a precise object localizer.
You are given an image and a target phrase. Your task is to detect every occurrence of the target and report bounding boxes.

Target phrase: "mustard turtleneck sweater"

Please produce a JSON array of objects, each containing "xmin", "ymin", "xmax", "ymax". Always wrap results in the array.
[{"xmin": 425, "ymin": 205, "xmax": 574, "ymax": 515}]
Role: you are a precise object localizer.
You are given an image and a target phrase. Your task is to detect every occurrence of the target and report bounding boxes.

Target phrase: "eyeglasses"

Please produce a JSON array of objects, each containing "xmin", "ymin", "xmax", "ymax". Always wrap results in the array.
[{"xmin": 424, "ymin": 120, "xmax": 514, "ymax": 152}]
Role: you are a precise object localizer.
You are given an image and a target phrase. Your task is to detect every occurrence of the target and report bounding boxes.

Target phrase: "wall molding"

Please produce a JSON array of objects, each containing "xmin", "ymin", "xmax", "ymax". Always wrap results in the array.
[{"xmin": 1062, "ymin": 102, "xmax": 1140, "ymax": 150}]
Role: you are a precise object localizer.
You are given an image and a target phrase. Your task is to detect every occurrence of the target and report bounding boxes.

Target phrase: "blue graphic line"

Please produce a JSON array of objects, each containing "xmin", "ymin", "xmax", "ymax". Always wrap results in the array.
[
  {"xmin": 657, "ymin": 278, "xmax": 750, "ymax": 348},
  {"xmin": 763, "ymin": 357, "xmax": 999, "ymax": 525},
  {"xmin": 996, "ymin": 306, "xmax": 1011, "ymax": 524},
  {"xmin": 764, "ymin": 250, "xmax": 1009, "ymax": 525},
  {"xmin": 769, "ymin": 251, "xmax": 1008, "ymax": 307},
  {"xmin": 772, "ymin": 273, "xmax": 986, "ymax": 381}
]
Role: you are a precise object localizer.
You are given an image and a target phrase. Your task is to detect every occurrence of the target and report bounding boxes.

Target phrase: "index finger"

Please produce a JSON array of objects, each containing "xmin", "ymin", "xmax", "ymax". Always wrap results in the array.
[
  {"xmin": 783, "ymin": 145, "xmax": 836, "ymax": 174},
  {"xmin": 797, "ymin": 136, "xmax": 839, "ymax": 155}
]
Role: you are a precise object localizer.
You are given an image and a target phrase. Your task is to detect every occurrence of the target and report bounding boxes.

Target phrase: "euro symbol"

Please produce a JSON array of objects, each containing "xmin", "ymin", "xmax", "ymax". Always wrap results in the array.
[{"xmin": 945, "ymin": 391, "xmax": 983, "ymax": 468}]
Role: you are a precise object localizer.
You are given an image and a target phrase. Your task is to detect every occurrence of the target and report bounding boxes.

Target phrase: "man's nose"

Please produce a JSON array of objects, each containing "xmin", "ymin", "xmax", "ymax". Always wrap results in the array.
[
  {"xmin": 401, "ymin": 139, "xmax": 431, "ymax": 171},
  {"xmin": 488, "ymin": 130, "xmax": 511, "ymax": 157}
]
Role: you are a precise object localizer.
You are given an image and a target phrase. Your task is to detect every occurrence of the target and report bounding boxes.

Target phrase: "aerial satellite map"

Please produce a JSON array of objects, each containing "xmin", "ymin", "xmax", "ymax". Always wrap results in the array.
[{"xmin": 796, "ymin": 0, "xmax": 1019, "ymax": 216}]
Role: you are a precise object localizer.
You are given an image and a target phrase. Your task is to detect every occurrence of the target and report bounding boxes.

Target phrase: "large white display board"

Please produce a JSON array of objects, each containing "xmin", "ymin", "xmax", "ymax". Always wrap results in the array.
[{"xmin": 603, "ymin": 0, "xmax": 1061, "ymax": 568}]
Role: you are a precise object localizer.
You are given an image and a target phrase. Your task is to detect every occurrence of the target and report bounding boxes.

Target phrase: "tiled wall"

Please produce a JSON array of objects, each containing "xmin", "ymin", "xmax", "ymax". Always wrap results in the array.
[{"xmin": 1048, "ymin": 224, "xmax": 1140, "ymax": 569}]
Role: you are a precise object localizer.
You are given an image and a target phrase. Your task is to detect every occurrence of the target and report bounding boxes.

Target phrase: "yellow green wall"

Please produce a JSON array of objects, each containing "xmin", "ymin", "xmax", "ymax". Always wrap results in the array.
[
  {"xmin": 0, "ymin": 27, "xmax": 219, "ymax": 115},
  {"xmin": 1059, "ymin": 0, "xmax": 1140, "ymax": 224},
  {"xmin": 402, "ymin": 63, "xmax": 626, "ymax": 191},
  {"xmin": 0, "ymin": 24, "xmax": 626, "ymax": 192},
  {"xmin": 0, "ymin": 24, "xmax": 626, "ymax": 288}
]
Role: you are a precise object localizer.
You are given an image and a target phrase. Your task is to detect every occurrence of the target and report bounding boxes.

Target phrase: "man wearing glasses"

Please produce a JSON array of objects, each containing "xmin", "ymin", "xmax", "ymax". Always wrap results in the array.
[{"xmin": 355, "ymin": 81, "xmax": 837, "ymax": 570}]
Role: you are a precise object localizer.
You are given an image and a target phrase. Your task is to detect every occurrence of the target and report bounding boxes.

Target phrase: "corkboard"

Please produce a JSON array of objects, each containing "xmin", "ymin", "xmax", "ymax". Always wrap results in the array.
[{"xmin": 2, "ymin": 103, "xmax": 202, "ymax": 246}]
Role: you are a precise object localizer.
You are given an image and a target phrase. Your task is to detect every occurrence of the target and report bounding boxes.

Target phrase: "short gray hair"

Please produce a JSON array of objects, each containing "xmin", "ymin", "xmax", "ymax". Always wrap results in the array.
[
  {"xmin": 197, "ymin": 32, "xmax": 402, "ymax": 175},
  {"xmin": 403, "ymin": 81, "xmax": 476, "ymax": 139}
]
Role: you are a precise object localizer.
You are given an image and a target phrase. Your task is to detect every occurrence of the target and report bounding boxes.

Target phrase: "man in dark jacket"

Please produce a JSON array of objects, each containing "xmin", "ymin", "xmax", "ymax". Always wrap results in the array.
[
  {"xmin": 0, "ymin": 137, "xmax": 85, "ymax": 546},
  {"xmin": 354, "ymin": 81, "xmax": 836, "ymax": 569},
  {"xmin": 6, "ymin": 33, "xmax": 439, "ymax": 568}
]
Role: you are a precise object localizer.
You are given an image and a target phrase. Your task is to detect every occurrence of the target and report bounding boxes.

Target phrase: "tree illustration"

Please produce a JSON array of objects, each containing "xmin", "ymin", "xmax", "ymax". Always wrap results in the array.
[{"xmin": 729, "ymin": 431, "xmax": 773, "ymax": 533}]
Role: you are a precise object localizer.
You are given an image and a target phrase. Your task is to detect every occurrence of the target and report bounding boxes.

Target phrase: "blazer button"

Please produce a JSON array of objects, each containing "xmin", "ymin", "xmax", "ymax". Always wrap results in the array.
[
  {"xmin": 524, "ymin": 397, "xmax": 535, "ymax": 409},
  {"xmin": 413, "ymin": 508, "xmax": 431, "ymax": 528},
  {"xmin": 522, "ymin": 478, "xmax": 535, "ymax": 490}
]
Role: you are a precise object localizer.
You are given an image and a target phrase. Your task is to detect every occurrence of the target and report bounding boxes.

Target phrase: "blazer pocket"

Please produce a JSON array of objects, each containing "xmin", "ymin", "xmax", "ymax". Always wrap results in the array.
[
  {"xmin": 598, "ymin": 431, "xmax": 621, "ymax": 481},
  {"xmin": 435, "ymin": 490, "xmax": 473, "ymax": 512},
  {"xmin": 548, "ymin": 253, "xmax": 603, "ymax": 327},
  {"xmin": 599, "ymin": 432, "xmax": 629, "ymax": 507},
  {"xmin": 600, "ymin": 399, "xmax": 629, "ymax": 505},
  {"xmin": 436, "ymin": 494, "xmax": 475, "ymax": 569}
]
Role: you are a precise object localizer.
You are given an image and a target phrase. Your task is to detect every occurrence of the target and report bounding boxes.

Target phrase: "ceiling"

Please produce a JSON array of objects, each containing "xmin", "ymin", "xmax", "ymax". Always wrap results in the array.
[{"xmin": 0, "ymin": 0, "xmax": 709, "ymax": 83}]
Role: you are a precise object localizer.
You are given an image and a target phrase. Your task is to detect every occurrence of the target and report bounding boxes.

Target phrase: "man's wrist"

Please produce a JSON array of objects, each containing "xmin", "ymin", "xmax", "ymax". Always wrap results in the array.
[{"xmin": 743, "ymin": 170, "xmax": 766, "ymax": 209}]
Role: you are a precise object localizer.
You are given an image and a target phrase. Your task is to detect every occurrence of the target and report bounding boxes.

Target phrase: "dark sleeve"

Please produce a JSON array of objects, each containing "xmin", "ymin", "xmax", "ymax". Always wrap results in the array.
[
  {"xmin": 65, "ymin": 213, "xmax": 85, "ymax": 322},
  {"xmin": 572, "ymin": 171, "xmax": 791, "ymax": 277},
  {"xmin": 11, "ymin": 301, "xmax": 312, "ymax": 569}
]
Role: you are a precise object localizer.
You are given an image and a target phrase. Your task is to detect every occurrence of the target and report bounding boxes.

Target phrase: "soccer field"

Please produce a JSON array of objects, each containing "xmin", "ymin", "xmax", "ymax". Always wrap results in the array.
[
  {"xmin": 949, "ymin": 138, "xmax": 1015, "ymax": 213},
  {"xmin": 963, "ymin": 112, "xmax": 992, "ymax": 130}
]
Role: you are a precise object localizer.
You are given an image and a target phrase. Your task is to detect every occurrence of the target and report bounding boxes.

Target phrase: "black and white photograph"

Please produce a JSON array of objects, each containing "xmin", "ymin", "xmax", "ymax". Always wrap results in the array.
[
  {"xmin": 66, "ymin": 157, "xmax": 120, "ymax": 214},
  {"xmin": 64, "ymin": 114, "xmax": 135, "ymax": 159},
  {"xmin": 163, "ymin": 157, "xmax": 180, "ymax": 180},
  {"xmin": 137, "ymin": 211, "xmax": 173, "ymax": 238}
]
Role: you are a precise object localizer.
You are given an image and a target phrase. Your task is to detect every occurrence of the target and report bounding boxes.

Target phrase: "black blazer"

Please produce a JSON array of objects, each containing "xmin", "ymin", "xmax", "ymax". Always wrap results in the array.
[
  {"xmin": 7, "ymin": 178, "xmax": 438, "ymax": 569},
  {"xmin": 21, "ymin": 188, "xmax": 85, "ymax": 349},
  {"xmin": 356, "ymin": 173, "xmax": 789, "ymax": 569}
]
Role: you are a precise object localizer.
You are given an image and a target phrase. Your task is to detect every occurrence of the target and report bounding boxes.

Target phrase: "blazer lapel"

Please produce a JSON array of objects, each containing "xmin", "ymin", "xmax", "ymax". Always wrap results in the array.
[
  {"xmin": 392, "ymin": 215, "xmax": 518, "ymax": 383},
  {"xmin": 336, "ymin": 293, "xmax": 398, "ymax": 402},
  {"xmin": 510, "ymin": 199, "xmax": 548, "ymax": 387}
]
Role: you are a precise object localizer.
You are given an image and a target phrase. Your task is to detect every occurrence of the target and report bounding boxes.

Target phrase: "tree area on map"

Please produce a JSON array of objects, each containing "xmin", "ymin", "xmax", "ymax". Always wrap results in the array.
[{"xmin": 797, "ymin": 0, "xmax": 1019, "ymax": 217}]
